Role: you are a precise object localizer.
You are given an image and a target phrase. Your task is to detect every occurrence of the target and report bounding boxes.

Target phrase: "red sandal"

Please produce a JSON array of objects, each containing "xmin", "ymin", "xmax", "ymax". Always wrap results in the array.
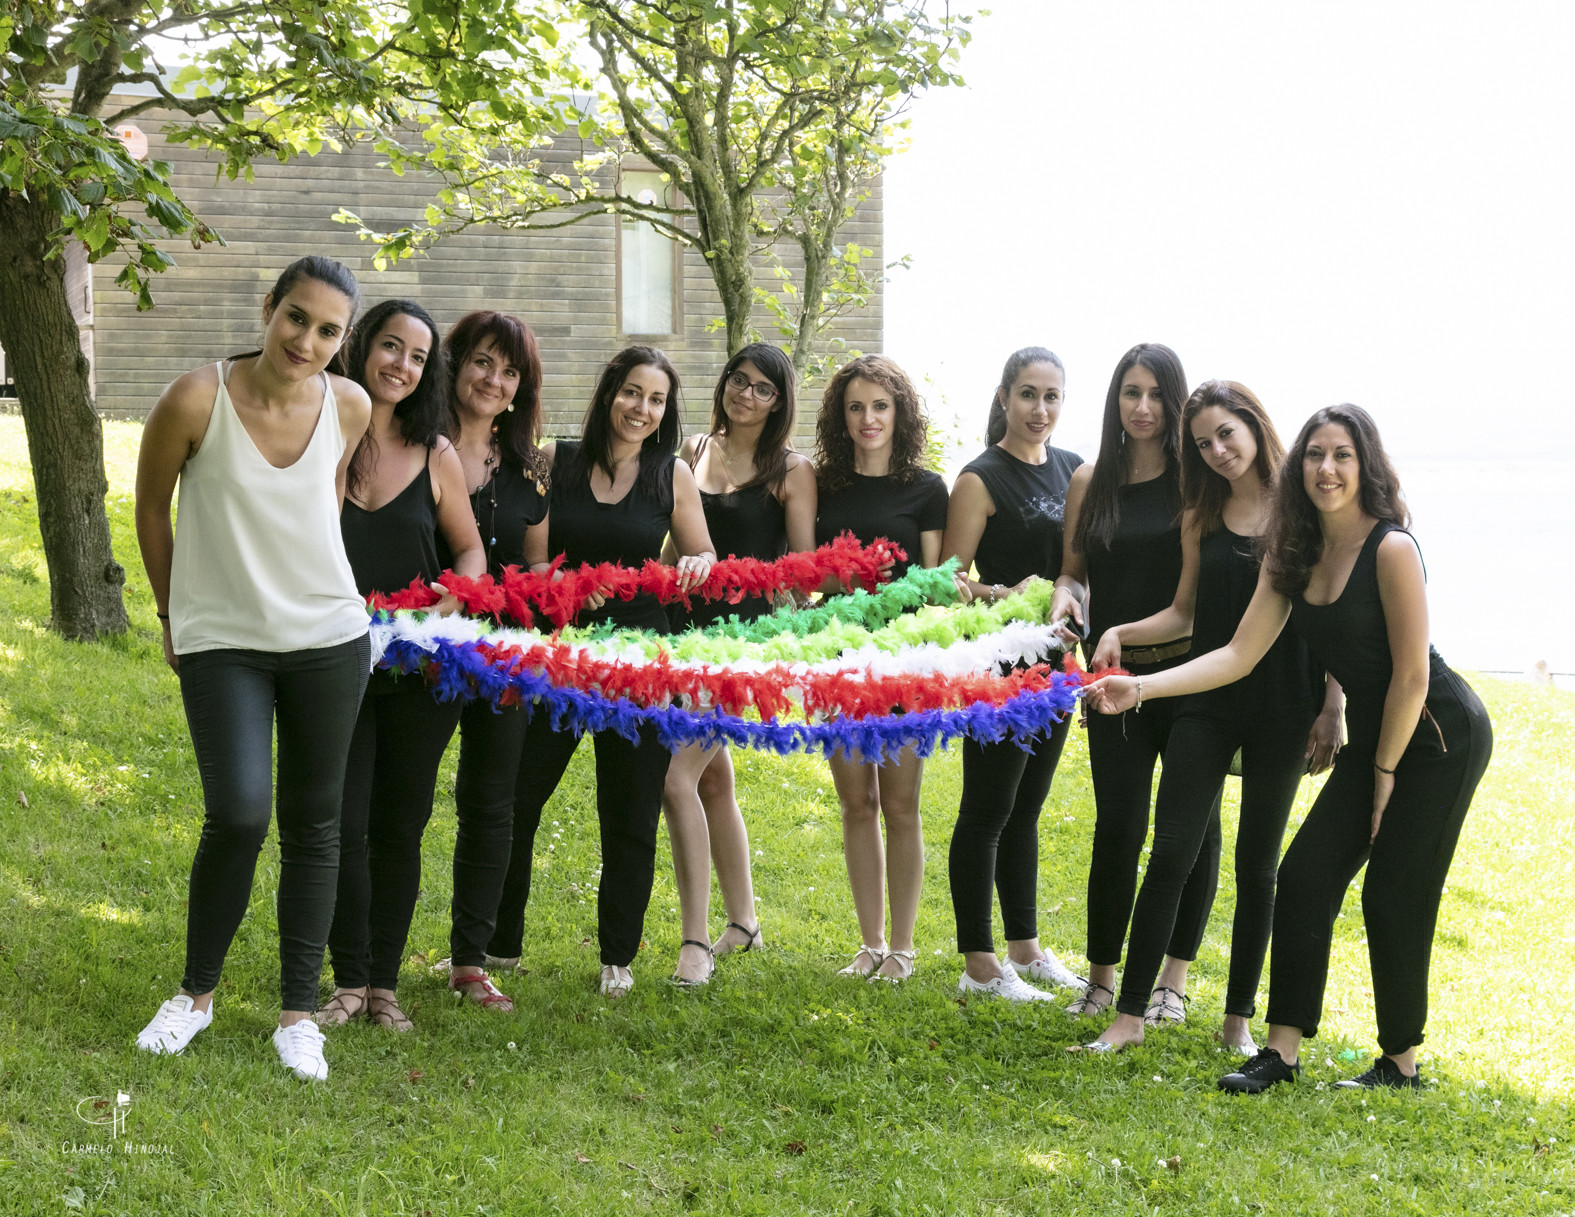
[{"xmin": 449, "ymin": 970, "xmax": 514, "ymax": 1013}]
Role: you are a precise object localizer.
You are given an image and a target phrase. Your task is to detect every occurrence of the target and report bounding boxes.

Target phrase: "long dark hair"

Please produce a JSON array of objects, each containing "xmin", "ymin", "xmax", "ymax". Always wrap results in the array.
[
  {"xmin": 814, "ymin": 354, "xmax": 929, "ymax": 493},
  {"xmin": 338, "ymin": 299, "xmax": 447, "ymax": 499},
  {"xmin": 1072, "ymin": 343, "xmax": 1187, "ymax": 555},
  {"xmin": 1264, "ymin": 404, "xmax": 1410, "ymax": 597},
  {"xmin": 573, "ymin": 345, "xmax": 683, "ymax": 500},
  {"xmin": 443, "ymin": 310, "xmax": 548, "ymax": 487},
  {"xmin": 1179, "ymin": 379, "xmax": 1284, "ymax": 538},
  {"xmin": 985, "ymin": 346, "xmax": 1064, "ymax": 446},
  {"xmin": 709, "ymin": 342, "xmax": 797, "ymax": 491}
]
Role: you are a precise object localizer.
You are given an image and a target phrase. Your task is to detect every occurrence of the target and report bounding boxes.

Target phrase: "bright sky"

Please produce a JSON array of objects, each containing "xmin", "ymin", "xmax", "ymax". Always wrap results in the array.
[{"xmin": 885, "ymin": 0, "xmax": 1575, "ymax": 464}]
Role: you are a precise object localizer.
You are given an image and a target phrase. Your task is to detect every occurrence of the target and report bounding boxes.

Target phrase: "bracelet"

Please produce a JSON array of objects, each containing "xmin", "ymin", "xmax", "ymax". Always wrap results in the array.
[
  {"xmin": 991, "ymin": 584, "xmax": 1005, "ymax": 604},
  {"xmin": 1134, "ymin": 675, "xmax": 1143, "ymax": 712},
  {"xmin": 156, "ymin": 612, "xmax": 170, "ymax": 621},
  {"xmin": 1374, "ymin": 762, "xmax": 1395, "ymax": 775}
]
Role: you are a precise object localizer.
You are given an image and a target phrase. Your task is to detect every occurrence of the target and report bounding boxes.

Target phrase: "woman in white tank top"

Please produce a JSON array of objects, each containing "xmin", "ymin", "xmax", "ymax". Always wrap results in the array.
[{"xmin": 132, "ymin": 256, "xmax": 373, "ymax": 1082}]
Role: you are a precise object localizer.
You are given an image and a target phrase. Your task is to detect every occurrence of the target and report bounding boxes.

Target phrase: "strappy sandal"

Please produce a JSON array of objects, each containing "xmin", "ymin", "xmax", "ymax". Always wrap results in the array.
[
  {"xmin": 871, "ymin": 948, "xmax": 917, "ymax": 983},
  {"xmin": 713, "ymin": 921, "xmax": 762, "ymax": 957},
  {"xmin": 1144, "ymin": 985, "xmax": 1189, "ymax": 1026},
  {"xmin": 449, "ymin": 970, "xmax": 514, "ymax": 1013},
  {"xmin": 600, "ymin": 965, "xmax": 634, "ymax": 1000},
  {"xmin": 670, "ymin": 939, "xmax": 717, "ymax": 989},
  {"xmin": 313, "ymin": 986, "xmax": 368, "ymax": 1027},
  {"xmin": 367, "ymin": 988, "xmax": 414, "ymax": 1032},
  {"xmin": 1065, "ymin": 980, "xmax": 1115, "ymax": 1017},
  {"xmin": 837, "ymin": 944, "xmax": 887, "ymax": 977}
]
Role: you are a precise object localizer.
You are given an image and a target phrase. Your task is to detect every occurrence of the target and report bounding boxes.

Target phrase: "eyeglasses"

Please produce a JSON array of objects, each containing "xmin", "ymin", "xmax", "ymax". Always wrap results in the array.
[{"xmin": 726, "ymin": 370, "xmax": 779, "ymax": 405}]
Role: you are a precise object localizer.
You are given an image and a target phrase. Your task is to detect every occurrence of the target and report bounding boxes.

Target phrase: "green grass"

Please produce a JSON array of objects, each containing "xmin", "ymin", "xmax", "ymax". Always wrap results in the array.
[{"xmin": 0, "ymin": 415, "xmax": 1572, "ymax": 1215}]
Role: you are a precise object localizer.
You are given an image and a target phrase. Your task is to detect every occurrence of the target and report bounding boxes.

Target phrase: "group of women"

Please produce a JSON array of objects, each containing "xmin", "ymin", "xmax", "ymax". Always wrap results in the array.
[{"xmin": 131, "ymin": 256, "xmax": 1491, "ymax": 1094}]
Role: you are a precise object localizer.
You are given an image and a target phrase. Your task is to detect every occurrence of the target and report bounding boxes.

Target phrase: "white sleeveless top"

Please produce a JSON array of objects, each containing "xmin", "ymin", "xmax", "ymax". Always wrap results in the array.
[{"xmin": 170, "ymin": 362, "xmax": 367, "ymax": 655}]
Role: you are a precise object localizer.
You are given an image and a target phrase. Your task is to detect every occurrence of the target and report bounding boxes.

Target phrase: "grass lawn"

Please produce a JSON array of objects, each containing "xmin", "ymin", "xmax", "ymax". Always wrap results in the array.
[{"xmin": 0, "ymin": 416, "xmax": 1571, "ymax": 1215}]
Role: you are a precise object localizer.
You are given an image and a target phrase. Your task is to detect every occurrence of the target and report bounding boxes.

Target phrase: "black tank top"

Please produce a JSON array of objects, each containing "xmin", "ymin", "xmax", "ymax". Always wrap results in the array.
[
  {"xmin": 676, "ymin": 438, "xmax": 789, "ymax": 629},
  {"xmin": 549, "ymin": 440, "xmax": 675, "ymax": 633},
  {"xmin": 1084, "ymin": 469, "xmax": 1186, "ymax": 645},
  {"xmin": 1186, "ymin": 526, "xmax": 1321, "ymax": 724},
  {"xmin": 962, "ymin": 444, "xmax": 1083, "ymax": 587},
  {"xmin": 1289, "ymin": 521, "xmax": 1458, "ymax": 753},
  {"xmin": 341, "ymin": 458, "xmax": 441, "ymax": 598}
]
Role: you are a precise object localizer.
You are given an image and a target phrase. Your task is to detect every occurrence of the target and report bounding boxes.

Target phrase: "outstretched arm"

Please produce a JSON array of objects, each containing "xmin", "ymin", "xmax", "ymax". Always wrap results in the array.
[{"xmin": 1085, "ymin": 565, "xmax": 1291, "ymax": 712}]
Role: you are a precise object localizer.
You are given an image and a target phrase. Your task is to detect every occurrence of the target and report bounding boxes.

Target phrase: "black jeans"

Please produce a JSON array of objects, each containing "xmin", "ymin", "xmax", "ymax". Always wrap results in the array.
[
  {"xmin": 1268, "ymin": 672, "xmax": 1492, "ymax": 1053},
  {"xmin": 948, "ymin": 714, "xmax": 1072, "ymax": 953},
  {"xmin": 448, "ymin": 699, "xmax": 528, "ymax": 968},
  {"xmin": 176, "ymin": 635, "xmax": 370, "ymax": 1011},
  {"xmin": 327, "ymin": 671, "xmax": 463, "ymax": 991},
  {"xmin": 482, "ymin": 710, "xmax": 672, "ymax": 968},
  {"xmin": 1084, "ymin": 664, "xmax": 1223, "ymax": 969},
  {"xmin": 1114, "ymin": 712, "xmax": 1308, "ymax": 1019}
]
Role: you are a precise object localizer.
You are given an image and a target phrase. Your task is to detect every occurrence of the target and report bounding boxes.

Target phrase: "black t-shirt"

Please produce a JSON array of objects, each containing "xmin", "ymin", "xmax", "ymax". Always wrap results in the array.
[
  {"xmin": 961, "ymin": 444, "xmax": 1084, "ymax": 587},
  {"xmin": 437, "ymin": 457, "xmax": 548, "ymax": 580},
  {"xmin": 815, "ymin": 470, "xmax": 949, "ymax": 578},
  {"xmin": 1084, "ymin": 469, "xmax": 1185, "ymax": 643}
]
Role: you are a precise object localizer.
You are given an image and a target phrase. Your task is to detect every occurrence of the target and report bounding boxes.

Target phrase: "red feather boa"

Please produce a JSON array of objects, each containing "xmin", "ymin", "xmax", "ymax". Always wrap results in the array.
[{"xmin": 367, "ymin": 534, "xmax": 903, "ymax": 627}]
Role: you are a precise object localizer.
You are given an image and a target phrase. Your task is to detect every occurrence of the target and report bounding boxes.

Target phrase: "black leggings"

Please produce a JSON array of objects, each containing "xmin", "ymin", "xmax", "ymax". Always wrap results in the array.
[
  {"xmin": 1084, "ymin": 672, "xmax": 1223, "ymax": 969},
  {"xmin": 176, "ymin": 636, "xmax": 370, "ymax": 1011},
  {"xmin": 1268, "ymin": 673, "xmax": 1492, "ymax": 1053},
  {"xmin": 484, "ymin": 711, "xmax": 672, "ymax": 968},
  {"xmin": 948, "ymin": 714, "xmax": 1072, "ymax": 953},
  {"xmin": 327, "ymin": 672, "xmax": 463, "ymax": 991},
  {"xmin": 1115, "ymin": 712, "xmax": 1308, "ymax": 1019}
]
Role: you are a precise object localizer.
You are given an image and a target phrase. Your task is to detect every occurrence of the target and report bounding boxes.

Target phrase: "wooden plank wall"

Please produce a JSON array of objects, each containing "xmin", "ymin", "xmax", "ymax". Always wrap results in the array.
[{"xmin": 90, "ymin": 109, "xmax": 884, "ymax": 448}]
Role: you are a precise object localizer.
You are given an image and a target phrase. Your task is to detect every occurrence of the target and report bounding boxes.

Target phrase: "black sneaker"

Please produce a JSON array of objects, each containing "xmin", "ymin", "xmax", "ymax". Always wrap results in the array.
[
  {"xmin": 1332, "ymin": 1057, "xmax": 1423, "ymax": 1091},
  {"xmin": 1218, "ymin": 1048, "xmax": 1300, "ymax": 1094}
]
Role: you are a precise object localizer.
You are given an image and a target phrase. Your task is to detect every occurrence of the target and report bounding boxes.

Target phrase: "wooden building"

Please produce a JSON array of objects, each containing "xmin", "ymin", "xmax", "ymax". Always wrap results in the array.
[{"xmin": 74, "ymin": 109, "xmax": 884, "ymax": 441}]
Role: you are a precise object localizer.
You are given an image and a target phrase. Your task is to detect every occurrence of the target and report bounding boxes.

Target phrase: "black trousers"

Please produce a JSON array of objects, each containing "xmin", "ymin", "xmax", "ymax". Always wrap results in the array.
[
  {"xmin": 326, "ymin": 672, "xmax": 463, "ymax": 991},
  {"xmin": 447, "ymin": 699, "xmax": 527, "ymax": 968},
  {"xmin": 1084, "ymin": 666, "xmax": 1223, "ymax": 969},
  {"xmin": 948, "ymin": 714, "xmax": 1072, "ymax": 953},
  {"xmin": 176, "ymin": 635, "xmax": 370, "ymax": 1011},
  {"xmin": 483, "ymin": 710, "xmax": 672, "ymax": 968},
  {"xmin": 1268, "ymin": 671, "xmax": 1492, "ymax": 1053},
  {"xmin": 1114, "ymin": 711, "xmax": 1308, "ymax": 1019}
]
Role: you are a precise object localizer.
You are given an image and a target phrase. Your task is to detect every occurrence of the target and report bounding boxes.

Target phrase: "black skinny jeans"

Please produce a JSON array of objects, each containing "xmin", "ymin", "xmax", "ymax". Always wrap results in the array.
[
  {"xmin": 1084, "ymin": 663, "xmax": 1223, "ymax": 969},
  {"xmin": 1268, "ymin": 671, "xmax": 1492, "ymax": 1053},
  {"xmin": 1114, "ymin": 711, "xmax": 1308, "ymax": 1019},
  {"xmin": 948, "ymin": 714, "xmax": 1072, "ymax": 953},
  {"xmin": 482, "ymin": 710, "xmax": 672, "ymax": 968},
  {"xmin": 176, "ymin": 635, "xmax": 370, "ymax": 1011},
  {"xmin": 447, "ymin": 699, "xmax": 529, "ymax": 968},
  {"xmin": 327, "ymin": 672, "xmax": 463, "ymax": 991}
]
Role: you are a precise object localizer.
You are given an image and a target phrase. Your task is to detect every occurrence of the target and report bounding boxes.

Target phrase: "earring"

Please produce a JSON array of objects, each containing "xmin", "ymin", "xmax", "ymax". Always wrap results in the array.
[{"xmin": 506, "ymin": 403, "xmax": 514, "ymax": 412}]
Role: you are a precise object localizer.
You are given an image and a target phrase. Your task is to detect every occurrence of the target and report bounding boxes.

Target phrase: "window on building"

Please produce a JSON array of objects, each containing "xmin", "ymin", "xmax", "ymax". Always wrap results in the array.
[{"xmin": 619, "ymin": 170, "xmax": 678, "ymax": 336}]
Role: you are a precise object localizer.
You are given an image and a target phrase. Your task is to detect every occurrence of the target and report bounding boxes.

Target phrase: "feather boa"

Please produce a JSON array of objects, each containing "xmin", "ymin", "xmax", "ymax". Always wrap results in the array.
[{"xmin": 367, "ymin": 533, "xmax": 904, "ymax": 627}]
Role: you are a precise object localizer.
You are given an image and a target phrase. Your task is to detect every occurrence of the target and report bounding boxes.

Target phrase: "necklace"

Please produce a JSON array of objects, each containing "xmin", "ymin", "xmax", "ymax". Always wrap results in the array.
[{"xmin": 471, "ymin": 438, "xmax": 500, "ymax": 572}]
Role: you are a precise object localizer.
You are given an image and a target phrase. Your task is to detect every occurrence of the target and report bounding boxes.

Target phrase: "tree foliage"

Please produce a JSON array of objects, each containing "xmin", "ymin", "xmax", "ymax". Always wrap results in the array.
[{"xmin": 349, "ymin": 0, "xmax": 973, "ymax": 378}]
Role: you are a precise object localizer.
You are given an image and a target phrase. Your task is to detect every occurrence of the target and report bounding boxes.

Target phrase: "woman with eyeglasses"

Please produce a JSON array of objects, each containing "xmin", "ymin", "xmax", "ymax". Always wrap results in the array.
[{"xmin": 661, "ymin": 344, "xmax": 817, "ymax": 984}]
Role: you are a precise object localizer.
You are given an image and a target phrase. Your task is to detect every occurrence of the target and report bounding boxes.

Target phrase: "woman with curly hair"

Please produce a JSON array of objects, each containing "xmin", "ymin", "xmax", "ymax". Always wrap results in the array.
[
  {"xmin": 1087, "ymin": 404, "xmax": 1492, "ymax": 1092},
  {"xmin": 1049, "ymin": 343, "xmax": 1223, "ymax": 1023},
  {"xmin": 814, "ymin": 354, "xmax": 949, "ymax": 982}
]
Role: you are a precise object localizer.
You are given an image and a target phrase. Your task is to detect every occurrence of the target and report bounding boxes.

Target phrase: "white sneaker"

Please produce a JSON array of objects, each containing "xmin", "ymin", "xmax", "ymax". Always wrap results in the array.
[
  {"xmin": 273, "ymin": 1019, "xmax": 329, "ymax": 1081},
  {"xmin": 957, "ymin": 970, "xmax": 1055, "ymax": 1003},
  {"xmin": 136, "ymin": 994, "xmax": 212, "ymax": 1055},
  {"xmin": 1008, "ymin": 951, "xmax": 1085, "ymax": 990}
]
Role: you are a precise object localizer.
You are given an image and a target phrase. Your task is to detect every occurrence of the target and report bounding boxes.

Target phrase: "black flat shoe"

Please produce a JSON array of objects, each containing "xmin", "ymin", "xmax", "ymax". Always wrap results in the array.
[
  {"xmin": 1218, "ymin": 1048, "xmax": 1300, "ymax": 1094},
  {"xmin": 1332, "ymin": 1057, "xmax": 1422, "ymax": 1091}
]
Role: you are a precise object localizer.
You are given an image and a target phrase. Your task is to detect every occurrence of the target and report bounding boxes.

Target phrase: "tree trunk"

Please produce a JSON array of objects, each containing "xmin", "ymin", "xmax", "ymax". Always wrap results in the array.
[{"xmin": 0, "ymin": 190, "xmax": 129, "ymax": 639}]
